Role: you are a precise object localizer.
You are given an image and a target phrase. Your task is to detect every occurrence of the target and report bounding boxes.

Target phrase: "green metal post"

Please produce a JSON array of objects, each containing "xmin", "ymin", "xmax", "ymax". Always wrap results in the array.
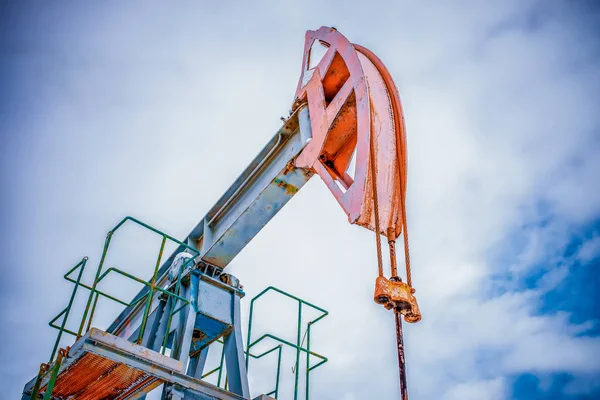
[
  {"xmin": 161, "ymin": 257, "xmax": 189, "ymax": 354},
  {"xmin": 294, "ymin": 301, "xmax": 302, "ymax": 400},
  {"xmin": 275, "ymin": 344, "xmax": 282, "ymax": 398},
  {"xmin": 245, "ymin": 298, "xmax": 254, "ymax": 369},
  {"xmin": 137, "ymin": 236, "xmax": 166, "ymax": 344},
  {"xmin": 42, "ymin": 349, "xmax": 65, "ymax": 400},
  {"xmin": 217, "ymin": 342, "xmax": 226, "ymax": 387},
  {"xmin": 79, "ymin": 232, "xmax": 113, "ymax": 337},
  {"xmin": 306, "ymin": 322, "xmax": 311, "ymax": 400},
  {"xmin": 49, "ymin": 257, "xmax": 87, "ymax": 364},
  {"xmin": 85, "ymin": 291, "xmax": 100, "ymax": 333},
  {"xmin": 29, "ymin": 364, "xmax": 48, "ymax": 400}
]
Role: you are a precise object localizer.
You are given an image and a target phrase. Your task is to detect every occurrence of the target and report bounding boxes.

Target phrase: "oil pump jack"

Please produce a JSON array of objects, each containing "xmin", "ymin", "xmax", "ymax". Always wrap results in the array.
[{"xmin": 22, "ymin": 26, "xmax": 420, "ymax": 400}]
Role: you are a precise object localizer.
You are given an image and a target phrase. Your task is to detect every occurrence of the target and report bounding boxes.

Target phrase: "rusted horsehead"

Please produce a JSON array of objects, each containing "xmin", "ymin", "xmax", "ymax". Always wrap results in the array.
[{"xmin": 292, "ymin": 26, "xmax": 420, "ymax": 323}]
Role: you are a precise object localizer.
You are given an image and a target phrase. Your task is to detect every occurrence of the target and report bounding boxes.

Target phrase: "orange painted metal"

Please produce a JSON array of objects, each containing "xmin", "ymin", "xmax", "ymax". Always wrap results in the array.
[
  {"xmin": 293, "ymin": 28, "xmax": 419, "ymax": 397},
  {"xmin": 40, "ymin": 352, "xmax": 162, "ymax": 399},
  {"xmin": 293, "ymin": 26, "xmax": 407, "ymax": 239},
  {"xmin": 374, "ymin": 276, "xmax": 421, "ymax": 323},
  {"xmin": 292, "ymin": 27, "xmax": 419, "ymax": 326}
]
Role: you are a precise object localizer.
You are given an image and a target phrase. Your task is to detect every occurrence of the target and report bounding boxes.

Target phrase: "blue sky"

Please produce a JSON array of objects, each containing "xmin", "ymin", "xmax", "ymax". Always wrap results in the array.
[{"xmin": 1, "ymin": 1, "xmax": 599, "ymax": 399}]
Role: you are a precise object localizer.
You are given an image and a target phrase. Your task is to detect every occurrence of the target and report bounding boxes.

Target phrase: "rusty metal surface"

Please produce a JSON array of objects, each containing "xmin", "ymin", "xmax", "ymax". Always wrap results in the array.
[
  {"xmin": 25, "ymin": 328, "xmax": 183, "ymax": 399},
  {"xmin": 80, "ymin": 328, "xmax": 182, "ymax": 371},
  {"xmin": 27, "ymin": 327, "xmax": 247, "ymax": 399},
  {"xmin": 394, "ymin": 310, "xmax": 409, "ymax": 400},
  {"xmin": 293, "ymin": 26, "xmax": 407, "ymax": 239},
  {"xmin": 293, "ymin": 30, "xmax": 419, "ymax": 399},
  {"xmin": 41, "ymin": 352, "xmax": 161, "ymax": 399},
  {"xmin": 374, "ymin": 276, "xmax": 421, "ymax": 323}
]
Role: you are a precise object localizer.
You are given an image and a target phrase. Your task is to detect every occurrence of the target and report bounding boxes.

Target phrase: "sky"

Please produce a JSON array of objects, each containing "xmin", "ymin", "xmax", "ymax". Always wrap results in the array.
[{"xmin": 1, "ymin": 1, "xmax": 599, "ymax": 399}]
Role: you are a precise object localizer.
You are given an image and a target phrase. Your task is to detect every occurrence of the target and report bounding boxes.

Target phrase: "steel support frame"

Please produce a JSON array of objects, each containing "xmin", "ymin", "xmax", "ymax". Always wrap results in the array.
[
  {"xmin": 23, "ymin": 328, "xmax": 247, "ymax": 400},
  {"xmin": 162, "ymin": 271, "xmax": 250, "ymax": 399},
  {"xmin": 24, "ymin": 269, "xmax": 252, "ymax": 400},
  {"xmin": 107, "ymin": 106, "xmax": 313, "ymax": 341},
  {"xmin": 99, "ymin": 108, "xmax": 314, "ymax": 398},
  {"xmin": 25, "ymin": 106, "xmax": 315, "ymax": 400}
]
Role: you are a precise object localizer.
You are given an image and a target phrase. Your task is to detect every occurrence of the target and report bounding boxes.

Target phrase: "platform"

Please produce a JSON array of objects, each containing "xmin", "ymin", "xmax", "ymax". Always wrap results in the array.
[{"xmin": 23, "ymin": 328, "xmax": 250, "ymax": 400}]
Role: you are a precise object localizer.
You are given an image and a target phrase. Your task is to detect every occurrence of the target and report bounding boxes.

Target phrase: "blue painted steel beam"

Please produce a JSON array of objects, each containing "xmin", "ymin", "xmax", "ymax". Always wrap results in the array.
[{"xmin": 107, "ymin": 106, "xmax": 312, "ymax": 337}]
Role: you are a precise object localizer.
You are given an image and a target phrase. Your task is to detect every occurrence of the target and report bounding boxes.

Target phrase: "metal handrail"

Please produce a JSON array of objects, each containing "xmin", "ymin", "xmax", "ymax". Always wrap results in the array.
[
  {"xmin": 36, "ymin": 217, "xmax": 198, "ymax": 399},
  {"xmin": 80, "ymin": 216, "xmax": 199, "ymax": 340},
  {"xmin": 29, "ymin": 347, "xmax": 67, "ymax": 400},
  {"xmin": 46, "ymin": 257, "xmax": 87, "ymax": 364},
  {"xmin": 44, "ymin": 216, "xmax": 198, "ymax": 368},
  {"xmin": 36, "ymin": 220, "xmax": 328, "ymax": 400},
  {"xmin": 246, "ymin": 286, "xmax": 328, "ymax": 400},
  {"xmin": 200, "ymin": 338, "xmax": 283, "ymax": 397}
]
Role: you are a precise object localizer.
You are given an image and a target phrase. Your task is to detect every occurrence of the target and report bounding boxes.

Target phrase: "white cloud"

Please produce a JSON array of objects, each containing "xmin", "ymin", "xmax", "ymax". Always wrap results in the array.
[
  {"xmin": 442, "ymin": 377, "xmax": 506, "ymax": 400},
  {"xmin": 577, "ymin": 234, "xmax": 600, "ymax": 263}
]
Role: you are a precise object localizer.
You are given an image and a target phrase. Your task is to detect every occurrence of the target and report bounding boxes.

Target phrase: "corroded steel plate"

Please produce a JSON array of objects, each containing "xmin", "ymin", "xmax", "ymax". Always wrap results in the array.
[{"xmin": 294, "ymin": 26, "xmax": 408, "ymax": 239}]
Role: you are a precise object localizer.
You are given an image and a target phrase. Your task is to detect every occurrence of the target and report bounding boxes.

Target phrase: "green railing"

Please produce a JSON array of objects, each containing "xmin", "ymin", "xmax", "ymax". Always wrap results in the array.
[
  {"xmin": 81, "ymin": 216, "xmax": 199, "ymax": 347},
  {"xmin": 197, "ymin": 287, "xmax": 327, "ymax": 399},
  {"xmin": 246, "ymin": 286, "xmax": 328, "ymax": 400},
  {"xmin": 33, "ymin": 216, "xmax": 199, "ymax": 399},
  {"xmin": 47, "ymin": 257, "xmax": 88, "ymax": 364},
  {"xmin": 200, "ymin": 338, "xmax": 284, "ymax": 398},
  {"xmin": 29, "ymin": 348, "xmax": 67, "ymax": 400},
  {"xmin": 32, "ymin": 218, "xmax": 328, "ymax": 400}
]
